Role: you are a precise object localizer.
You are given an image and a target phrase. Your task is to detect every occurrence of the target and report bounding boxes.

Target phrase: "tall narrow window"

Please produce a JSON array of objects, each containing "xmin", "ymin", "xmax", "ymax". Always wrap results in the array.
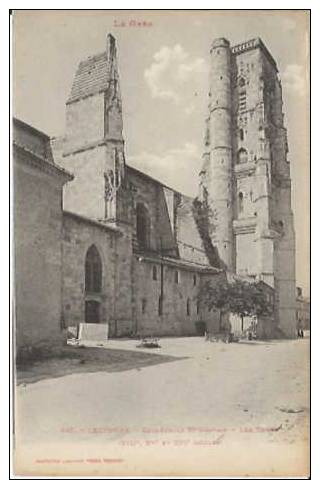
[
  {"xmin": 85, "ymin": 245, "xmax": 102, "ymax": 293},
  {"xmin": 193, "ymin": 274, "xmax": 197, "ymax": 286},
  {"xmin": 152, "ymin": 265, "xmax": 157, "ymax": 281},
  {"xmin": 174, "ymin": 270, "xmax": 179, "ymax": 284},
  {"xmin": 136, "ymin": 203, "xmax": 151, "ymax": 248},
  {"xmin": 238, "ymin": 78, "xmax": 246, "ymax": 112},
  {"xmin": 239, "ymin": 128, "xmax": 244, "ymax": 141},
  {"xmin": 237, "ymin": 148, "xmax": 248, "ymax": 164},
  {"xmin": 238, "ymin": 192, "xmax": 244, "ymax": 214},
  {"xmin": 158, "ymin": 296, "xmax": 163, "ymax": 316},
  {"xmin": 142, "ymin": 298, "xmax": 147, "ymax": 314},
  {"xmin": 196, "ymin": 300, "xmax": 200, "ymax": 315},
  {"xmin": 187, "ymin": 298, "xmax": 191, "ymax": 316}
]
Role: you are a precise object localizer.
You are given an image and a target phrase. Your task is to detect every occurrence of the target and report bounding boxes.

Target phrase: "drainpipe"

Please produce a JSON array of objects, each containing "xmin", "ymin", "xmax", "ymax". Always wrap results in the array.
[{"xmin": 159, "ymin": 237, "xmax": 164, "ymax": 316}]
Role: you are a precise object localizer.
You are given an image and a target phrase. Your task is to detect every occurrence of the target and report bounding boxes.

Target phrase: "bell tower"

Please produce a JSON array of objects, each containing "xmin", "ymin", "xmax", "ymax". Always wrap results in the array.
[
  {"xmin": 62, "ymin": 34, "xmax": 128, "ymax": 225},
  {"xmin": 201, "ymin": 37, "xmax": 296, "ymax": 337}
]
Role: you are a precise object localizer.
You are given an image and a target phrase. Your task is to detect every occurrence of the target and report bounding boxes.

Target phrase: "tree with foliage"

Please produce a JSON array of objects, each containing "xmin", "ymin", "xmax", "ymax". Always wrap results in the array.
[{"xmin": 198, "ymin": 277, "xmax": 274, "ymax": 335}]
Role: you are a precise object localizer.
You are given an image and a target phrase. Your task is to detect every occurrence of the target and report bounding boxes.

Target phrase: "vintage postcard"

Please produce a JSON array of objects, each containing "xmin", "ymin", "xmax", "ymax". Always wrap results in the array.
[{"xmin": 12, "ymin": 9, "xmax": 310, "ymax": 477}]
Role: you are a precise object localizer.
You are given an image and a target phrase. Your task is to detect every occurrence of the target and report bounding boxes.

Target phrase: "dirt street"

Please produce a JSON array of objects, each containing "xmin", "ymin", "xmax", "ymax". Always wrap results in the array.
[{"xmin": 14, "ymin": 337, "xmax": 310, "ymax": 477}]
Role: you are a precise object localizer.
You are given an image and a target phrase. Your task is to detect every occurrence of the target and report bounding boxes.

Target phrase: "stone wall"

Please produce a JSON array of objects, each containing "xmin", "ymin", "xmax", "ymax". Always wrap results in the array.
[
  {"xmin": 65, "ymin": 94, "xmax": 105, "ymax": 153},
  {"xmin": 62, "ymin": 146, "xmax": 107, "ymax": 220},
  {"xmin": 235, "ymin": 232, "xmax": 257, "ymax": 276},
  {"xmin": 112, "ymin": 225, "xmax": 135, "ymax": 336},
  {"xmin": 13, "ymin": 149, "xmax": 67, "ymax": 350},
  {"xmin": 132, "ymin": 256, "xmax": 220, "ymax": 337},
  {"xmin": 127, "ymin": 167, "xmax": 177, "ymax": 254},
  {"xmin": 61, "ymin": 212, "xmax": 118, "ymax": 329},
  {"xmin": 127, "ymin": 168, "xmax": 211, "ymax": 265},
  {"xmin": 61, "ymin": 210, "xmax": 221, "ymax": 339}
]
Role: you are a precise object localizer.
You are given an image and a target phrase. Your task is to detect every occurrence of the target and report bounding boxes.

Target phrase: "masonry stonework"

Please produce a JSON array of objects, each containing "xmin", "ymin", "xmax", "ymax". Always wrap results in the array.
[
  {"xmin": 200, "ymin": 37, "xmax": 296, "ymax": 338},
  {"xmin": 61, "ymin": 212, "xmax": 119, "ymax": 329},
  {"xmin": 15, "ymin": 34, "xmax": 297, "ymax": 350},
  {"xmin": 13, "ymin": 119, "xmax": 72, "ymax": 351}
]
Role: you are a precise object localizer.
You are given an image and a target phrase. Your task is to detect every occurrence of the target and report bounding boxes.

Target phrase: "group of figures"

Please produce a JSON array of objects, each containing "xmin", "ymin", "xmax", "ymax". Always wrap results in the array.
[{"xmin": 204, "ymin": 316, "xmax": 258, "ymax": 343}]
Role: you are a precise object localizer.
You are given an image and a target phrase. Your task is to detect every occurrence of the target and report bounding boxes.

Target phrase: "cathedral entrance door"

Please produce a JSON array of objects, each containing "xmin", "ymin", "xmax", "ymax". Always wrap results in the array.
[{"xmin": 85, "ymin": 300, "xmax": 101, "ymax": 323}]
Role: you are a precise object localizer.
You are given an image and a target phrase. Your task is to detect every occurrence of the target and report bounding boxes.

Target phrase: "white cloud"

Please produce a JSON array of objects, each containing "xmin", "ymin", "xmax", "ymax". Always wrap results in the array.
[
  {"xmin": 144, "ymin": 44, "xmax": 207, "ymax": 106},
  {"xmin": 128, "ymin": 142, "xmax": 201, "ymax": 196},
  {"xmin": 282, "ymin": 64, "xmax": 306, "ymax": 97}
]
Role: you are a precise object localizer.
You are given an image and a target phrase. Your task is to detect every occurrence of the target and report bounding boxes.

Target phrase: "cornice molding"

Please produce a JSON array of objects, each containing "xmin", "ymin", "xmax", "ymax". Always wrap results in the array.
[{"xmin": 13, "ymin": 142, "xmax": 73, "ymax": 182}]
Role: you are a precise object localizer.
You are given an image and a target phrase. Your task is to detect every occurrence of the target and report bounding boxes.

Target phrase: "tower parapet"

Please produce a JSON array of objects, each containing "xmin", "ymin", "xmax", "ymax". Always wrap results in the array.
[{"xmin": 231, "ymin": 37, "xmax": 278, "ymax": 71}]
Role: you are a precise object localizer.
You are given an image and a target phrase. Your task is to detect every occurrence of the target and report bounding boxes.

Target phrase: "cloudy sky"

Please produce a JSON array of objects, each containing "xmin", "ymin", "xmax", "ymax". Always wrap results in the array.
[{"xmin": 13, "ymin": 10, "xmax": 310, "ymax": 292}]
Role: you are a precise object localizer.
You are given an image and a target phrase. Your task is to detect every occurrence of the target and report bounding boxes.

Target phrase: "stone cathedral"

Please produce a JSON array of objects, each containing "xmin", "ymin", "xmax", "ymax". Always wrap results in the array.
[{"xmin": 13, "ymin": 35, "xmax": 296, "ymax": 352}]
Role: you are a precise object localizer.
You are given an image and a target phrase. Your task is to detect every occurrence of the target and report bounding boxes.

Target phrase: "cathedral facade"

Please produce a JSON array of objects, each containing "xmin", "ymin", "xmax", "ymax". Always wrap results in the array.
[{"xmin": 13, "ymin": 35, "xmax": 296, "ymax": 351}]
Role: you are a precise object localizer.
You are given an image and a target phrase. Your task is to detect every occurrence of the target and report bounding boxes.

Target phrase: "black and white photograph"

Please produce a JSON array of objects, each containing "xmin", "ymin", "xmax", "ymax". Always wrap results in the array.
[{"xmin": 11, "ymin": 9, "xmax": 310, "ymax": 477}]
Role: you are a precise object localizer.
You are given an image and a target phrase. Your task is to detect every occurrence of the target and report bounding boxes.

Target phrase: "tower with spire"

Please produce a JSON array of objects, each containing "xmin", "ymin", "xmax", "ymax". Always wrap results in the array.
[
  {"xmin": 60, "ymin": 34, "xmax": 133, "ymax": 332},
  {"xmin": 62, "ymin": 34, "xmax": 128, "ymax": 225}
]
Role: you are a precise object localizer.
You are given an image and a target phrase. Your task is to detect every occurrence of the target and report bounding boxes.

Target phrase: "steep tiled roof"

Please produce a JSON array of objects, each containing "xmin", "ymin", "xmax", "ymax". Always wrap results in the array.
[{"xmin": 67, "ymin": 52, "xmax": 111, "ymax": 103}]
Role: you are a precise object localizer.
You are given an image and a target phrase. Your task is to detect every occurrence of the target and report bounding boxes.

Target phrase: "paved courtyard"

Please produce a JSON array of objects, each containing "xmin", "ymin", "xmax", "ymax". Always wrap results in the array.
[{"xmin": 14, "ymin": 337, "xmax": 309, "ymax": 477}]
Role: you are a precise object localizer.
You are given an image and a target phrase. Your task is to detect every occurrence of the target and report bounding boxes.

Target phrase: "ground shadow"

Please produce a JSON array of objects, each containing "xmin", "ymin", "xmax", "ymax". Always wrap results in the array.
[
  {"xmin": 16, "ymin": 346, "xmax": 188, "ymax": 385},
  {"xmin": 235, "ymin": 339, "xmax": 303, "ymax": 346}
]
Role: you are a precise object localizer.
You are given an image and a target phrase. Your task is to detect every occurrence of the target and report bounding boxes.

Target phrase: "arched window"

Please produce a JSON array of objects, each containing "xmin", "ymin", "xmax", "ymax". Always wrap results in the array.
[
  {"xmin": 136, "ymin": 203, "xmax": 151, "ymax": 248},
  {"xmin": 237, "ymin": 148, "xmax": 248, "ymax": 164},
  {"xmin": 238, "ymin": 192, "xmax": 244, "ymax": 214},
  {"xmin": 85, "ymin": 245, "xmax": 102, "ymax": 293}
]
